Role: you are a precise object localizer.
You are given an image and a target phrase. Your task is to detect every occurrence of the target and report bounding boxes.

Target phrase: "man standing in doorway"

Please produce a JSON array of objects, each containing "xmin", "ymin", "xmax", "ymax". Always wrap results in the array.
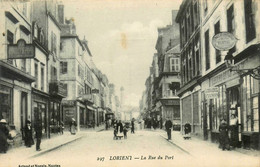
[
  {"xmin": 35, "ymin": 121, "xmax": 42, "ymax": 151},
  {"xmin": 165, "ymin": 117, "xmax": 173, "ymax": 140}
]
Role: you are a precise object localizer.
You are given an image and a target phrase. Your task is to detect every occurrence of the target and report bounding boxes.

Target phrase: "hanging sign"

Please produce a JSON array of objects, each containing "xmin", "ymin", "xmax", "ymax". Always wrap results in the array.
[
  {"xmin": 8, "ymin": 39, "xmax": 35, "ymax": 59},
  {"xmin": 212, "ymin": 32, "xmax": 237, "ymax": 51}
]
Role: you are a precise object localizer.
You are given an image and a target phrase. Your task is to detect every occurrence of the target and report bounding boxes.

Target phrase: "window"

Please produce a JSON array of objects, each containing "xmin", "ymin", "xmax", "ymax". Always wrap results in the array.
[
  {"xmin": 244, "ymin": 0, "xmax": 256, "ymax": 43},
  {"xmin": 193, "ymin": 1, "xmax": 199, "ymax": 29},
  {"xmin": 227, "ymin": 4, "xmax": 236, "ymax": 52},
  {"xmin": 41, "ymin": 65, "xmax": 44, "ymax": 91},
  {"xmin": 60, "ymin": 61, "xmax": 68, "ymax": 74},
  {"xmin": 7, "ymin": 30, "xmax": 14, "ymax": 44},
  {"xmin": 34, "ymin": 62, "xmax": 38, "ymax": 88},
  {"xmin": 203, "ymin": 0, "xmax": 208, "ymax": 15},
  {"xmin": 170, "ymin": 58, "xmax": 180, "ymax": 72},
  {"xmin": 21, "ymin": 59, "xmax": 26, "ymax": 72},
  {"xmin": 51, "ymin": 66, "xmax": 57, "ymax": 81},
  {"xmin": 51, "ymin": 32, "xmax": 57, "ymax": 55},
  {"xmin": 39, "ymin": 29, "xmax": 44, "ymax": 45},
  {"xmin": 214, "ymin": 21, "xmax": 221, "ymax": 64},
  {"xmin": 205, "ymin": 30, "xmax": 210, "ymax": 70}
]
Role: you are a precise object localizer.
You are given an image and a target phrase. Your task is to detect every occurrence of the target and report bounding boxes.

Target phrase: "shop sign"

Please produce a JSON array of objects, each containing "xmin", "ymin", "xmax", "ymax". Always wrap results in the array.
[
  {"xmin": 212, "ymin": 32, "xmax": 237, "ymax": 51},
  {"xmin": 8, "ymin": 39, "xmax": 35, "ymax": 59},
  {"xmin": 205, "ymin": 87, "xmax": 219, "ymax": 99},
  {"xmin": 162, "ymin": 99, "xmax": 180, "ymax": 106},
  {"xmin": 210, "ymin": 69, "xmax": 238, "ymax": 86},
  {"xmin": 91, "ymin": 89, "xmax": 99, "ymax": 94},
  {"xmin": 81, "ymin": 94, "xmax": 93, "ymax": 102},
  {"xmin": 62, "ymin": 100, "xmax": 75, "ymax": 106}
]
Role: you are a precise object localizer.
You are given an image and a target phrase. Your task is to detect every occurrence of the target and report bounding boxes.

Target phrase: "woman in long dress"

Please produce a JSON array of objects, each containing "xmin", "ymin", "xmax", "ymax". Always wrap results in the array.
[{"xmin": 70, "ymin": 118, "xmax": 77, "ymax": 135}]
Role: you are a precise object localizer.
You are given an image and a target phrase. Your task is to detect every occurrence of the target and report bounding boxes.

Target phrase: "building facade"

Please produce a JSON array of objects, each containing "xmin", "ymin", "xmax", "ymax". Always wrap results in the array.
[
  {"xmin": 176, "ymin": 0, "xmax": 202, "ymax": 136},
  {"xmin": 198, "ymin": 0, "xmax": 259, "ymax": 149}
]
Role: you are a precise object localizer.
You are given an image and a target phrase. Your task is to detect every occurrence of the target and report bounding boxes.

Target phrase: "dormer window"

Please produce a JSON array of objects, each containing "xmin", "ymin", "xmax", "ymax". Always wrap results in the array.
[{"xmin": 39, "ymin": 29, "xmax": 44, "ymax": 45}]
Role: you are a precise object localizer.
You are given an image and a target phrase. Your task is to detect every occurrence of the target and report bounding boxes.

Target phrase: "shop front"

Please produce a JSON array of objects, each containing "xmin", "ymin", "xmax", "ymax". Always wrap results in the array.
[
  {"xmin": 49, "ymin": 81, "xmax": 67, "ymax": 136},
  {"xmin": 32, "ymin": 88, "xmax": 49, "ymax": 138},
  {"xmin": 0, "ymin": 61, "xmax": 35, "ymax": 142},
  {"xmin": 202, "ymin": 58, "xmax": 259, "ymax": 149}
]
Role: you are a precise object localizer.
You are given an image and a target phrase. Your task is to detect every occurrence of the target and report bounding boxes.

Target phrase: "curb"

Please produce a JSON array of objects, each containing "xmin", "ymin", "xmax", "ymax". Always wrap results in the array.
[
  {"xmin": 96, "ymin": 128, "xmax": 105, "ymax": 132},
  {"xmin": 160, "ymin": 135, "xmax": 193, "ymax": 157},
  {"xmin": 28, "ymin": 136, "xmax": 84, "ymax": 159}
]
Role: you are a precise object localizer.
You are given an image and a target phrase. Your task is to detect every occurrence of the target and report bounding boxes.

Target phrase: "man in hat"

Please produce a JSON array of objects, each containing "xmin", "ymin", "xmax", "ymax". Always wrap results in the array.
[
  {"xmin": 165, "ymin": 117, "xmax": 173, "ymax": 140},
  {"xmin": 219, "ymin": 119, "xmax": 230, "ymax": 151},
  {"xmin": 0, "ymin": 119, "xmax": 10, "ymax": 153},
  {"xmin": 34, "ymin": 120, "xmax": 42, "ymax": 151}
]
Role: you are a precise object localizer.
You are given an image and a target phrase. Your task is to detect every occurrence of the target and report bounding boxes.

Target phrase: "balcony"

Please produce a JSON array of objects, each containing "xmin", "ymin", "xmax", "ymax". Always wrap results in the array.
[{"xmin": 49, "ymin": 81, "xmax": 67, "ymax": 98}]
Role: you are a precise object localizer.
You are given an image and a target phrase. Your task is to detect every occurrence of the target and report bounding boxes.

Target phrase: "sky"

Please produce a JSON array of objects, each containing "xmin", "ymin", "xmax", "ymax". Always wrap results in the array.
[{"xmin": 63, "ymin": 0, "xmax": 182, "ymax": 107}]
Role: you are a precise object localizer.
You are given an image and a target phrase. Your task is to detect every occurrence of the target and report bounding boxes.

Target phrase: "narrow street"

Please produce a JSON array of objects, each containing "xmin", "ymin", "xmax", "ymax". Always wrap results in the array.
[{"xmin": 31, "ymin": 130, "xmax": 193, "ymax": 167}]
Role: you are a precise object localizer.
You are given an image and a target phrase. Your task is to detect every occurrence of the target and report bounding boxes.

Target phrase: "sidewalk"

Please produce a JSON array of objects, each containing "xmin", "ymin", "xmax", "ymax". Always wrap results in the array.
[
  {"xmin": 0, "ymin": 125, "xmax": 105, "ymax": 160},
  {"xmin": 158, "ymin": 130, "xmax": 260, "ymax": 158}
]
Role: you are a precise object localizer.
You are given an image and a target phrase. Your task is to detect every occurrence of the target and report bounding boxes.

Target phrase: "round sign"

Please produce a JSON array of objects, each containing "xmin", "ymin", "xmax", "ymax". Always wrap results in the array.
[{"xmin": 212, "ymin": 32, "xmax": 237, "ymax": 51}]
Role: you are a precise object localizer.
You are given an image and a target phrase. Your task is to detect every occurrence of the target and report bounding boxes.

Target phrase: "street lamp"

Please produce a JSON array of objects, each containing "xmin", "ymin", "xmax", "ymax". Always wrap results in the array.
[{"xmin": 224, "ymin": 50, "xmax": 260, "ymax": 80}]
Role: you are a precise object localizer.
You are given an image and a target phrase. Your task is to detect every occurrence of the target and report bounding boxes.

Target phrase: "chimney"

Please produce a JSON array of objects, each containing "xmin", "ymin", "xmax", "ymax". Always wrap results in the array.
[{"xmin": 58, "ymin": 4, "xmax": 64, "ymax": 24}]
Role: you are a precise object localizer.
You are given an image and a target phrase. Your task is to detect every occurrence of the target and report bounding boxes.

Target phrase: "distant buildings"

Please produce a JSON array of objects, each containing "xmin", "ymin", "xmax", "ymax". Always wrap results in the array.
[{"xmin": 140, "ymin": 10, "xmax": 181, "ymax": 129}]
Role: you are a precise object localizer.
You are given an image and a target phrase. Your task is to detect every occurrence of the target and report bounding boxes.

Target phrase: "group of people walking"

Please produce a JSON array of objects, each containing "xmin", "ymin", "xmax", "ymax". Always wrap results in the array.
[{"xmin": 113, "ymin": 118, "xmax": 135, "ymax": 140}]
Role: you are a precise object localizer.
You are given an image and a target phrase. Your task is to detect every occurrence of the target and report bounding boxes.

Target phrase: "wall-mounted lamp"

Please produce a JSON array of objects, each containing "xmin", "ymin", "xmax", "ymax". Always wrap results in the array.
[{"xmin": 224, "ymin": 50, "xmax": 260, "ymax": 80}]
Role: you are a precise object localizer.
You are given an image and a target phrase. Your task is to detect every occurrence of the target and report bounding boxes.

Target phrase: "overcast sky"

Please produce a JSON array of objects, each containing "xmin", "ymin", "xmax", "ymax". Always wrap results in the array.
[{"xmin": 63, "ymin": 0, "xmax": 182, "ymax": 107}]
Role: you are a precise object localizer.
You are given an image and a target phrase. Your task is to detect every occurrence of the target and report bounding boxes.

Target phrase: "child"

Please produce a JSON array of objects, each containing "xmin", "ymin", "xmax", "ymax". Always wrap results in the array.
[{"xmin": 123, "ymin": 125, "xmax": 128, "ymax": 139}]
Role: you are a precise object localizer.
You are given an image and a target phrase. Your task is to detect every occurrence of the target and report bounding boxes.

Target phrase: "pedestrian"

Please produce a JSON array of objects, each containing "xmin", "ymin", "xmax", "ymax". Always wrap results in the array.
[
  {"xmin": 34, "ymin": 120, "xmax": 42, "ymax": 151},
  {"xmin": 152, "ymin": 117, "xmax": 157, "ymax": 130},
  {"xmin": 116, "ymin": 120, "xmax": 123, "ymax": 139},
  {"xmin": 123, "ymin": 124, "xmax": 128, "ymax": 139},
  {"xmin": 24, "ymin": 120, "xmax": 34, "ymax": 147},
  {"xmin": 165, "ymin": 117, "xmax": 173, "ymax": 140},
  {"xmin": 108, "ymin": 119, "xmax": 112, "ymax": 129},
  {"xmin": 184, "ymin": 122, "xmax": 191, "ymax": 139},
  {"xmin": 0, "ymin": 119, "xmax": 11, "ymax": 153},
  {"xmin": 230, "ymin": 114, "xmax": 239, "ymax": 149},
  {"xmin": 105, "ymin": 120, "xmax": 108, "ymax": 130},
  {"xmin": 159, "ymin": 117, "xmax": 163, "ymax": 129},
  {"xmin": 219, "ymin": 119, "xmax": 230, "ymax": 151},
  {"xmin": 59, "ymin": 121, "xmax": 64, "ymax": 135},
  {"xmin": 131, "ymin": 118, "xmax": 135, "ymax": 134},
  {"xmin": 113, "ymin": 125, "xmax": 118, "ymax": 140},
  {"xmin": 70, "ymin": 118, "xmax": 77, "ymax": 135}
]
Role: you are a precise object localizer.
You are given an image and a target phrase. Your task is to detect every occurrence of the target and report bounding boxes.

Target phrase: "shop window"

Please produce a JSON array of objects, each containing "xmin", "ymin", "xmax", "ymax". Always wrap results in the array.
[
  {"xmin": 0, "ymin": 85, "xmax": 12, "ymax": 124},
  {"xmin": 242, "ymin": 75, "xmax": 259, "ymax": 132},
  {"xmin": 244, "ymin": 0, "xmax": 256, "ymax": 43}
]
